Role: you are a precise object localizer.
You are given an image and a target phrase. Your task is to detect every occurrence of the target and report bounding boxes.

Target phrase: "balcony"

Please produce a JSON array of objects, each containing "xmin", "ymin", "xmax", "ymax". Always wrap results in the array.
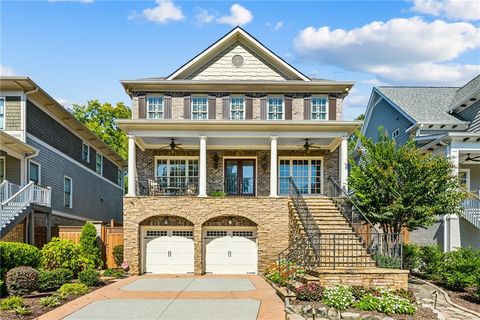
[{"xmin": 136, "ymin": 176, "xmax": 199, "ymax": 196}]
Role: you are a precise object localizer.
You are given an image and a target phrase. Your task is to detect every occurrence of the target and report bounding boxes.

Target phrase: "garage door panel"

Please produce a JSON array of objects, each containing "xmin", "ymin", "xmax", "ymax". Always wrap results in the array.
[{"xmin": 144, "ymin": 232, "xmax": 194, "ymax": 274}]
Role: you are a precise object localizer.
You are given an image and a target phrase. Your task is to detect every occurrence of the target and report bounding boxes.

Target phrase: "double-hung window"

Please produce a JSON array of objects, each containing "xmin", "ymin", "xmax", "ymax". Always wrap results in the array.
[
  {"xmin": 311, "ymin": 97, "xmax": 328, "ymax": 120},
  {"xmin": 268, "ymin": 97, "xmax": 284, "ymax": 120},
  {"xmin": 96, "ymin": 153, "xmax": 103, "ymax": 175},
  {"xmin": 230, "ymin": 97, "xmax": 245, "ymax": 120},
  {"xmin": 191, "ymin": 97, "xmax": 208, "ymax": 120},
  {"xmin": 64, "ymin": 176, "xmax": 72, "ymax": 208},
  {"xmin": 0, "ymin": 98, "xmax": 4, "ymax": 130},
  {"xmin": 82, "ymin": 142, "xmax": 90, "ymax": 162},
  {"xmin": 28, "ymin": 161, "xmax": 41, "ymax": 185},
  {"xmin": 147, "ymin": 95, "xmax": 164, "ymax": 119}
]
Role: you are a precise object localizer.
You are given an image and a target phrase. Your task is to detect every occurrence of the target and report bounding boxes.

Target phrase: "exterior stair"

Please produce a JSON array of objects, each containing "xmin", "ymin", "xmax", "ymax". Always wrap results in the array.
[{"xmin": 462, "ymin": 198, "xmax": 480, "ymax": 230}]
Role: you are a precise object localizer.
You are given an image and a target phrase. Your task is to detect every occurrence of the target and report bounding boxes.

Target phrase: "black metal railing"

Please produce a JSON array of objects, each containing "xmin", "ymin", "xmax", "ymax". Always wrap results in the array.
[
  {"xmin": 136, "ymin": 176, "xmax": 198, "ymax": 196},
  {"xmin": 224, "ymin": 177, "xmax": 255, "ymax": 197}
]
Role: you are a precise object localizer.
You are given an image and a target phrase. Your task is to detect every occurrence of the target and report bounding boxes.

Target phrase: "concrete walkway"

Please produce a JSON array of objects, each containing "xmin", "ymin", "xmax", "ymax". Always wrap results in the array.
[{"xmin": 39, "ymin": 275, "xmax": 285, "ymax": 320}]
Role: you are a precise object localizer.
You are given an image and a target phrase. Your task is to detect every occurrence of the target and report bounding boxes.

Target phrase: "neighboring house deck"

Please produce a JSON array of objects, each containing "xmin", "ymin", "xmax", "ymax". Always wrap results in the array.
[
  {"xmin": 0, "ymin": 77, "xmax": 126, "ymax": 247},
  {"xmin": 360, "ymin": 74, "xmax": 480, "ymax": 251}
]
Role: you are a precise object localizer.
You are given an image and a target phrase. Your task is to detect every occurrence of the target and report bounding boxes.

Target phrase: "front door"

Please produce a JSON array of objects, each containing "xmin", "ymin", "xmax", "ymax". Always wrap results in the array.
[{"xmin": 224, "ymin": 159, "xmax": 255, "ymax": 196}]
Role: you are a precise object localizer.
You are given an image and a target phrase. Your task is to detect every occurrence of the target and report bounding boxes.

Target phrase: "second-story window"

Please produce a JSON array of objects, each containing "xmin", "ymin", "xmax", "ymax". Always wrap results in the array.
[
  {"xmin": 230, "ymin": 97, "xmax": 245, "ymax": 120},
  {"xmin": 311, "ymin": 97, "xmax": 328, "ymax": 120},
  {"xmin": 82, "ymin": 142, "xmax": 90, "ymax": 162},
  {"xmin": 28, "ymin": 161, "xmax": 41, "ymax": 185},
  {"xmin": 117, "ymin": 168, "xmax": 123, "ymax": 186},
  {"xmin": 191, "ymin": 97, "xmax": 208, "ymax": 120},
  {"xmin": 96, "ymin": 153, "xmax": 103, "ymax": 175},
  {"xmin": 268, "ymin": 97, "xmax": 284, "ymax": 120},
  {"xmin": 64, "ymin": 176, "xmax": 72, "ymax": 208},
  {"xmin": 0, "ymin": 98, "xmax": 4, "ymax": 130},
  {"xmin": 147, "ymin": 95, "xmax": 164, "ymax": 119}
]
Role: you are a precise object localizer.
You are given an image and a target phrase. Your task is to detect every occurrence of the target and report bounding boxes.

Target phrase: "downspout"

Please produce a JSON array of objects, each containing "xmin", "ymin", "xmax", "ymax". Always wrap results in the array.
[
  {"xmin": 23, "ymin": 86, "xmax": 39, "ymax": 185},
  {"xmin": 24, "ymin": 150, "xmax": 39, "ymax": 185}
]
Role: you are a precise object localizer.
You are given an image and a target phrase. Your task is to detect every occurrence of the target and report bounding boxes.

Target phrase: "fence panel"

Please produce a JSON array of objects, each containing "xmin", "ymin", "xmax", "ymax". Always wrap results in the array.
[
  {"xmin": 105, "ymin": 227, "xmax": 124, "ymax": 269},
  {"xmin": 58, "ymin": 226, "xmax": 82, "ymax": 244}
]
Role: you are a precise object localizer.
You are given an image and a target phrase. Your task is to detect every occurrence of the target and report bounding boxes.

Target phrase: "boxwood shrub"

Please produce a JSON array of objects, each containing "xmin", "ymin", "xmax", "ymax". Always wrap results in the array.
[
  {"xmin": 0, "ymin": 242, "xmax": 40, "ymax": 279},
  {"xmin": 78, "ymin": 269, "xmax": 100, "ymax": 286},
  {"xmin": 38, "ymin": 268, "xmax": 74, "ymax": 292},
  {"xmin": 5, "ymin": 266, "xmax": 39, "ymax": 296}
]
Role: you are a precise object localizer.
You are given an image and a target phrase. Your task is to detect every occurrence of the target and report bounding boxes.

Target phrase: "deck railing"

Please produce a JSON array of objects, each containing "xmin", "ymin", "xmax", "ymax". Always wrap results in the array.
[
  {"xmin": 224, "ymin": 177, "xmax": 255, "ymax": 197},
  {"xmin": 0, "ymin": 181, "xmax": 21, "ymax": 203},
  {"xmin": 135, "ymin": 176, "xmax": 199, "ymax": 196},
  {"xmin": 461, "ymin": 192, "xmax": 480, "ymax": 230}
]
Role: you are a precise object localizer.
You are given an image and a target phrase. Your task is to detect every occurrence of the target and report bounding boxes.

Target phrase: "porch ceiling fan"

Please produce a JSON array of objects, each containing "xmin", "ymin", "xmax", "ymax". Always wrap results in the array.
[
  {"xmin": 160, "ymin": 138, "xmax": 182, "ymax": 151},
  {"xmin": 297, "ymin": 139, "xmax": 322, "ymax": 153},
  {"xmin": 462, "ymin": 153, "xmax": 480, "ymax": 163}
]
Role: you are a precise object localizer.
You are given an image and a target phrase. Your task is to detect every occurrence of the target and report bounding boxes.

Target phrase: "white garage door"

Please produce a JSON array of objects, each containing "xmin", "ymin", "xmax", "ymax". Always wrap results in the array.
[
  {"xmin": 143, "ymin": 229, "xmax": 194, "ymax": 274},
  {"xmin": 204, "ymin": 230, "xmax": 258, "ymax": 274}
]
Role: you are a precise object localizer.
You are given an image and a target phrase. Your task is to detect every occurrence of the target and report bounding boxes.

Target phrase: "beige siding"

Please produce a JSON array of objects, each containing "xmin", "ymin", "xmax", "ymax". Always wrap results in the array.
[
  {"xmin": 187, "ymin": 42, "xmax": 289, "ymax": 81},
  {"xmin": 336, "ymin": 98, "xmax": 343, "ymax": 121},
  {"xmin": 5, "ymin": 100, "xmax": 21, "ymax": 130}
]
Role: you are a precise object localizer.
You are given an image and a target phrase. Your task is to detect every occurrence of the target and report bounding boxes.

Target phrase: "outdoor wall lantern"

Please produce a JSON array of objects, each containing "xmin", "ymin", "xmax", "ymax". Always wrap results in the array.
[
  {"xmin": 164, "ymin": 217, "xmax": 169, "ymax": 225},
  {"xmin": 261, "ymin": 155, "xmax": 269, "ymax": 171},
  {"xmin": 212, "ymin": 152, "xmax": 220, "ymax": 169}
]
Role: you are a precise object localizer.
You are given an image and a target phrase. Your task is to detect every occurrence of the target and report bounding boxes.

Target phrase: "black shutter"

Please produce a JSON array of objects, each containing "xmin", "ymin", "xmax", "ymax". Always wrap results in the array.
[
  {"xmin": 304, "ymin": 97, "xmax": 311, "ymax": 120},
  {"xmin": 285, "ymin": 97, "xmax": 293, "ymax": 120},
  {"xmin": 138, "ymin": 94, "xmax": 146, "ymax": 119},
  {"xmin": 245, "ymin": 97, "xmax": 253, "ymax": 120},
  {"xmin": 184, "ymin": 96, "xmax": 191, "ymax": 119},
  {"xmin": 222, "ymin": 96, "xmax": 230, "ymax": 120},
  {"xmin": 208, "ymin": 96, "xmax": 216, "ymax": 120}
]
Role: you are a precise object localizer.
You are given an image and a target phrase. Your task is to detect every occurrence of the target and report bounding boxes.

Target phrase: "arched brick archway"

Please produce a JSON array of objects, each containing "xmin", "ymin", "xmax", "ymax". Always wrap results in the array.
[
  {"xmin": 201, "ymin": 215, "xmax": 258, "ymax": 227},
  {"xmin": 140, "ymin": 215, "xmax": 194, "ymax": 227}
]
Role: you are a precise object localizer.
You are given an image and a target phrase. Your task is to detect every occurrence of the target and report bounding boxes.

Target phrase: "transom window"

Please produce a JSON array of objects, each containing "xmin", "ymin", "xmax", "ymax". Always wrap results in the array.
[
  {"xmin": 311, "ymin": 97, "xmax": 328, "ymax": 120},
  {"xmin": 0, "ymin": 98, "xmax": 4, "ymax": 130},
  {"xmin": 191, "ymin": 97, "xmax": 208, "ymax": 120},
  {"xmin": 82, "ymin": 142, "xmax": 90, "ymax": 162},
  {"xmin": 96, "ymin": 153, "xmax": 103, "ymax": 175},
  {"xmin": 230, "ymin": 97, "xmax": 245, "ymax": 120},
  {"xmin": 155, "ymin": 158, "xmax": 199, "ymax": 189},
  {"xmin": 147, "ymin": 96, "xmax": 164, "ymax": 119},
  {"xmin": 279, "ymin": 158, "xmax": 323, "ymax": 195},
  {"xmin": 146, "ymin": 230, "xmax": 167, "ymax": 237},
  {"xmin": 172, "ymin": 230, "xmax": 193, "ymax": 237},
  {"xmin": 64, "ymin": 176, "xmax": 72, "ymax": 208},
  {"xmin": 206, "ymin": 231, "xmax": 228, "ymax": 237},
  {"xmin": 268, "ymin": 97, "xmax": 284, "ymax": 120}
]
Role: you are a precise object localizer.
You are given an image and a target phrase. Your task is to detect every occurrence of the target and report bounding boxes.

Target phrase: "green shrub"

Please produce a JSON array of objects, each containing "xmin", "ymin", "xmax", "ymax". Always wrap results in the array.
[
  {"xmin": 355, "ymin": 290, "xmax": 417, "ymax": 315},
  {"xmin": 295, "ymin": 283, "xmax": 323, "ymax": 301},
  {"xmin": 41, "ymin": 238, "xmax": 80, "ymax": 273},
  {"xmin": 112, "ymin": 245, "xmax": 124, "ymax": 267},
  {"xmin": 14, "ymin": 305, "xmax": 31, "ymax": 315},
  {"xmin": 442, "ymin": 247, "xmax": 480, "ymax": 291},
  {"xmin": 78, "ymin": 269, "xmax": 100, "ymax": 286},
  {"xmin": 38, "ymin": 268, "xmax": 74, "ymax": 292},
  {"xmin": 355, "ymin": 293, "xmax": 381, "ymax": 311},
  {"xmin": 6, "ymin": 266, "xmax": 39, "ymax": 296},
  {"xmin": 322, "ymin": 285, "xmax": 355, "ymax": 310},
  {"xmin": 210, "ymin": 191, "xmax": 226, "ymax": 197},
  {"xmin": 57, "ymin": 283, "xmax": 89, "ymax": 299},
  {"xmin": 79, "ymin": 223, "xmax": 102, "ymax": 269},
  {"xmin": 394, "ymin": 289, "xmax": 416, "ymax": 303},
  {"xmin": 402, "ymin": 243, "xmax": 421, "ymax": 271},
  {"xmin": 419, "ymin": 245, "xmax": 444, "ymax": 280},
  {"xmin": 102, "ymin": 268, "xmax": 126, "ymax": 279},
  {"xmin": 0, "ymin": 242, "xmax": 40, "ymax": 279},
  {"xmin": 350, "ymin": 286, "xmax": 379, "ymax": 300},
  {"xmin": 0, "ymin": 296, "xmax": 24, "ymax": 310},
  {"xmin": 39, "ymin": 295, "xmax": 61, "ymax": 308}
]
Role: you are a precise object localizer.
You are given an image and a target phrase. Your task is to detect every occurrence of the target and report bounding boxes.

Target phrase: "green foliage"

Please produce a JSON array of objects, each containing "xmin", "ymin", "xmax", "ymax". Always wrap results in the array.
[
  {"xmin": 295, "ymin": 283, "xmax": 324, "ymax": 301},
  {"xmin": 14, "ymin": 305, "xmax": 31, "ymax": 315},
  {"xmin": 321, "ymin": 285, "xmax": 355, "ymax": 310},
  {"xmin": 210, "ymin": 191, "xmax": 226, "ymax": 197},
  {"xmin": 40, "ymin": 238, "xmax": 80, "ymax": 274},
  {"xmin": 442, "ymin": 247, "xmax": 480, "ymax": 291},
  {"xmin": 39, "ymin": 295, "xmax": 61, "ymax": 308},
  {"xmin": 355, "ymin": 293, "xmax": 381, "ymax": 311},
  {"xmin": 263, "ymin": 260, "xmax": 304, "ymax": 287},
  {"xmin": 419, "ymin": 245, "xmax": 444, "ymax": 280},
  {"xmin": 57, "ymin": 283, "xmax": 89, "ymax": 299},
  {"xmin": 0, "ymin": 242, "xmax": 40, "ymax": 279},
  {"xmin": 402, "ymin": 243, "xmax": 422, "ymax": 271},
  {"xmin": 0, "ymin": 296, "xmax": 24, "ymax": 310},
  {"xmin": 355, "ymin": 290, "xmax": 416, "ymax": 315},
  {"xmin": 102, "ymin": 268, "xmax": 126, "ymax": 279},
  {"xmin": 350, "ymin": 130, "xmax": 466, "ymax": 234},
  {"xmin": 79, "ymin": 223, "xmax": 102, "ymax": 269},
  {"xmin": 78, "ymin": 269, "xmax": 100, "ymax": 287},
  {"xmin": 72, "ymin": 100, "xmax": 131, "ymax": 159},
  {"xmin": 112, "ymin": 245, "xmax": 124, "ymax": 267},
  {"xmin": 5, "ymin": 266, "xmax": 39, "ymax": 296},
  {"xmin": 373, "ymin": 254, "xmax": 402, "ymax": 269},
  {"xmin": 38, "ymin": 268, "xmax": 73, "ymax": 292}
]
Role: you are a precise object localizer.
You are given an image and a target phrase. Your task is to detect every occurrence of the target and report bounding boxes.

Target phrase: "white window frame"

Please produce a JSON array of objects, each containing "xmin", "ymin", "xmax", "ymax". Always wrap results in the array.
[
  {"xmin": 392, "ymin": 128, "xmax": 400, "ymax": 139},
  {"xmin": 459, "ymin": 168, "xmax": 471, "ymax": 191},
  {"xmin": 311, "ymin": 96, "xmax": 328, "ymax": 120},
  {"xmin": 278, "ymin": 157, "xmax": 324, "ymax": 195},
  {"xmin": 28, "ymin": 160, "xmax": 41, "ymax": 185},
  {"xmin": 267, "ymin": 96, "xmax": 285, "ymax": 120},
  {"xmin": 230, "ymin": 96, "xmax": 245, "ymax": 120},
  {"xmin": 154, "ymin": 156, "xmax": 199, "ymax": 178},
  {"xmin": 82, "ymin": 142, "xmax": 90, "ymax": 163},
  {"xmin": 64, "ymin": 176, "xmax": 73, "ymax": 208},
  {"xmin": 0, "ymin": 97, "xmax": 5, "ymax": 130},
  {"xmin": 191, "ymin": 96, "xmax": 208, "ymax": 120},
  {"xmin": 146, "ymin": 94, "xmax": 165, "ymax": 119},
  {"xmin": 0, "ymin": 156, "xmax": 5, "ymax": 181},
  {"xmin": 96, "ymin": 153, "xmax": 103, "ymax": 175}
]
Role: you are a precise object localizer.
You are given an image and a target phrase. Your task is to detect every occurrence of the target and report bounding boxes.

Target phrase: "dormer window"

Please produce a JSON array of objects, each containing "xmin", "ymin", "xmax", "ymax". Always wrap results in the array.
[
  {"xmin": 230, "ymin": 97, "xmax": 245, "ymax": 120},
  {"xmin": 147, "ymin": 95, "xmax": 164, "ymax": 119},
  {"xmin": 191, "ymin": 97, "xmax": 208, "ymax": 120}
]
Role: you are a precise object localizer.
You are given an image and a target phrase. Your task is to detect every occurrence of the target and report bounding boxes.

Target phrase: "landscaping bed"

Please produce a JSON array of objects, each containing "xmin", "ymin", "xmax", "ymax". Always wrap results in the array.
[{"xmin": 445, "ymin": 289, "xmax": 480, "ymax": 315}]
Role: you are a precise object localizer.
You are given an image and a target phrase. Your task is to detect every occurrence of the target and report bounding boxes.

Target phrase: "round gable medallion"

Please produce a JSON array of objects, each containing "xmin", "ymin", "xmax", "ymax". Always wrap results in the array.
[{"xmin": 231, "ymin": 55, "xmax": 244, "ymax": 67}]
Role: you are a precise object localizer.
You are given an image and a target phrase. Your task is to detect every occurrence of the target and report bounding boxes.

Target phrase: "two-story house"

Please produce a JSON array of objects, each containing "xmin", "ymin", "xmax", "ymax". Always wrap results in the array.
[
  {"xmin": 0, "ymin": 76, "xmax": 126, "ymax": 247},
  {"xmin": 360, "ymin": 74, "xmax": 480, "ymax": 252},
  {"xmin": 118, "ymin": 27, "xmax": 383, "ymax": 278}
]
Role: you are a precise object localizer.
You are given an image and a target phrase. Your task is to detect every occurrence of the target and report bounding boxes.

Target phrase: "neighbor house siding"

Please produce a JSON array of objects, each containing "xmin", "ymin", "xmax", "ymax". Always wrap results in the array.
[
  {"xmin": 26, "ymin": 137, "xmax": 123, "ymax": 222},
  {"xmin": 457, "ymin": 100, "xmax": 480, "ymax": 132},
  {"xmin": 364, "ymin": 99, "xmax": 414, "ymax": 145},
  {"xmin": 4, "ymin": 96, "xmax": 22, "ymax": 130},
  {"xmin": 0, "ymin": 151, "xmax": 21, "ymax": 185}
]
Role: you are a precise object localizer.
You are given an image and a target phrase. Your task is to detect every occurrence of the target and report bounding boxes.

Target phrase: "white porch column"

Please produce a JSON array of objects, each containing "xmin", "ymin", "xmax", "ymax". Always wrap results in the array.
[
  {"xmin": 270, "ymin": 136, "xmax": 278, "ymax": 197},
  {"xmin": 126, "ymin": 135, "xmax": 137, "ymax": 196},
  {"xmin": 449, "ymin": 147, "xmax": 460, "ymax": 177},
  {"xmin": 339, "ymin": 136, "xmax": 349, "ymax": 191},
  {"xmin": 198, "ymin": 136, "xmax": 208, "ymax": 197}
]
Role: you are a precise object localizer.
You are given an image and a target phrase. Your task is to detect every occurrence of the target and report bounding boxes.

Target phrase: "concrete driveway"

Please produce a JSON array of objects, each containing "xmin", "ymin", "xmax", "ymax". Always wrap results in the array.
[{"xmin": 39, "ymin": 275, "xmax": 285, "ymax": 320}]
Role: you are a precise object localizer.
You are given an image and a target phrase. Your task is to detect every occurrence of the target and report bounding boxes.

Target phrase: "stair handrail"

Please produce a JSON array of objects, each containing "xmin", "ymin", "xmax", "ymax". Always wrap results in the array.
[
  {"xmin": 289, "ymin": 177, "xmax": 322, "ymax": 258},
  {"xmin": 0, "ymin": 180, "xmax": 8, "ymax": 203},
  {"xmin": 461, "ymin": 187, "xmax": 480, "ymax": 229},
  {"xmin": 1, "ymin": 181, "xmax": 35, "ymax": 207}
]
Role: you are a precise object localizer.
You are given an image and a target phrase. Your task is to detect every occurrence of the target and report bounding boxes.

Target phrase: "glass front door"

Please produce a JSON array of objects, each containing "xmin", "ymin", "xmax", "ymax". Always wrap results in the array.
[{"xmin": 224, "ymin": 159, "xmax": 255, "ymax": 196}]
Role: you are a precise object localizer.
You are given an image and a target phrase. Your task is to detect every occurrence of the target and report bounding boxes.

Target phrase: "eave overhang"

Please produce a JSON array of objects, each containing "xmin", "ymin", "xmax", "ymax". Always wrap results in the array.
[{"xmin": 0, "ymin": 131, "xmax": 38, "ymax": 155}]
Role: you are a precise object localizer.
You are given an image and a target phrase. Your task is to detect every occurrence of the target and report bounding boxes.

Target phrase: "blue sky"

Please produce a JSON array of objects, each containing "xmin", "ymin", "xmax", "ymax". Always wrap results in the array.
[{"xmin": 2, "ymin": 0, "xmax": 479, "ymax": 120}]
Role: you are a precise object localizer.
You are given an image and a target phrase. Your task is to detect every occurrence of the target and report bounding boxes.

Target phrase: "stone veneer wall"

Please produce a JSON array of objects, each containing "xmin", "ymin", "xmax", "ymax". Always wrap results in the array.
[
  {"xmin": 135, "ymin": 147, "xmax": 340, "ymax": 197},
  {"xmin": 123, "ymin": 196, "xmax": 290, "ymax": 275}
]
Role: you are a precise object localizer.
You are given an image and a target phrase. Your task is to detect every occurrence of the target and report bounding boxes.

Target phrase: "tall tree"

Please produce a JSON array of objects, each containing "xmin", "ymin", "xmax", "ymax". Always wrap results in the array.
[
  {"xmin": 350, "ymin": 129, "xmax": 466, "ymax": 234},
  {"xmin": 72, "ymin": 100, "xmax": 131, "ymax": 159}
]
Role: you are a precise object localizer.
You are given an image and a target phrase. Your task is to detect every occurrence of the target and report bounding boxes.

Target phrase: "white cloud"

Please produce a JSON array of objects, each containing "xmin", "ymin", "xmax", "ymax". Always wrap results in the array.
[
  {"xmin": 0, "ymin": 65, "xmax": 16, "ymax": 76},
  {"xmin": 343, "ymin": 88, "xmax": 369, "ymax": 109},
  {"xmin": 294, "ymin": 17, "xmax": 480, "ymax": 85},
  {"xmin": 217, "ymin": 4, "xmax": 253, "ymax": 26},
  {"xmin": 411, "ymin": 0, "xmax": 480, "ymax": 21},
  {"xmin": 266, "ymin": 21, "xmax": 284, "ymax": 31},
  {"xmin": 195, "ymin": 8, "xmax": 214, "ymax": 25},
  {"xmin": 130, "ymin": 0, "xmax": 184, "ymax": 24}
]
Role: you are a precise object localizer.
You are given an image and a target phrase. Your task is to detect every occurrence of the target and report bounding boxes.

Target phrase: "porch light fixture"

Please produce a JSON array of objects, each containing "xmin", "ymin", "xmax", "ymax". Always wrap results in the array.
[
  {"xmin": 261, "ymin": 155, "xmax": 269, "ymax": 171},
  {"xmin": 228, "ymin": 218, "xmax": 232, "ymax": 225},
  {"xmin": 164, "ymin": 217, "xmax": 169, "ymax": 225},
  {"xmin": 212, "ymin": 153, "xmax": 220, "ymax": 169}
]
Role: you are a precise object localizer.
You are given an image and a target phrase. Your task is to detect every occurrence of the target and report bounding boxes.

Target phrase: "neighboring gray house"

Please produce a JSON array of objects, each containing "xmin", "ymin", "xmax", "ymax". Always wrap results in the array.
[
  {"xmin": 360, "ymin": 74, "xmax": 480, "ymax": 251},
  {"xmin": 0, "ymin": 76, "xmax": 126, "ymax": 247}
]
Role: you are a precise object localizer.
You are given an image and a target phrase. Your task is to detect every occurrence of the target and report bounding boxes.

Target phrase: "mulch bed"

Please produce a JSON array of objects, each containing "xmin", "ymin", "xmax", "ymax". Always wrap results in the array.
[{"xmin": 445, "ymin": 289, "xmax": 480, "ymax": 315}]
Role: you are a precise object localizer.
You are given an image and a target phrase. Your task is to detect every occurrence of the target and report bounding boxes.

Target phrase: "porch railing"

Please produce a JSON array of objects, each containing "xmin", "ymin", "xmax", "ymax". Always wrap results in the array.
[
  {"xmin": 135, "ymin": 176, "xmax": 198, "ymax": 196},
  {"xmin": 224, "ymin": 177, "xmax": 255, "ymax": 197},
  {"xmin": 0, "ymin": 180, "xmax": 22, "ymax": 204},
  {"xmin": 462, "ymin": 192, "xmax": 480, "ymax": 230}
]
